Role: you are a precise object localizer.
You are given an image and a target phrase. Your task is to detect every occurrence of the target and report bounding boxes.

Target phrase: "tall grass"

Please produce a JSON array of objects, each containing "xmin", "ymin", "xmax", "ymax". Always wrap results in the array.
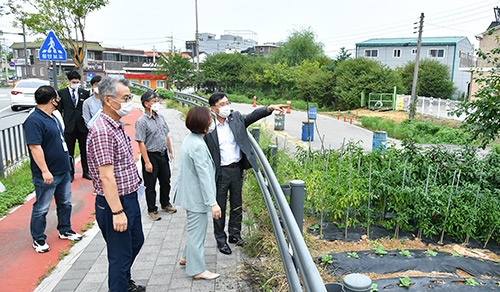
[
  {"xmin": 359, "ymin": 116, "xmax": 470, "ymax": 145},
  {"xmin": 0, "ymin": 161, "xmax": 34, "ymax": 216}
]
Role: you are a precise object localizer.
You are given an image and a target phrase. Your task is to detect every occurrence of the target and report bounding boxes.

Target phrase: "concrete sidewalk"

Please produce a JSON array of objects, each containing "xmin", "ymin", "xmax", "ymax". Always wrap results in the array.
[{"xmin": 34, "ymin": 106, "xmax": 250, "ymax": 292}]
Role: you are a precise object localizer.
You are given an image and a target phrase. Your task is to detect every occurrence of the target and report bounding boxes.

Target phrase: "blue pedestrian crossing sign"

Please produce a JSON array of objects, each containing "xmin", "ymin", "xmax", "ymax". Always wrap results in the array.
[{"xmin": 39, "ymin": 30, "xmax": 67, "ymax": 61}]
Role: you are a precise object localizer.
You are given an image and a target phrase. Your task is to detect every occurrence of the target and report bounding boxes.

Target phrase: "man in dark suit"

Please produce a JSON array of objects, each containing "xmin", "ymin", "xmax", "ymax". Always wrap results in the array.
[
  {"xmin": 57, "ymin": 70, "xmax": 91, "ymax": 181},
  {"xmin": 204, "ymin": 92, "xmax": 284, "ymax": 255}
]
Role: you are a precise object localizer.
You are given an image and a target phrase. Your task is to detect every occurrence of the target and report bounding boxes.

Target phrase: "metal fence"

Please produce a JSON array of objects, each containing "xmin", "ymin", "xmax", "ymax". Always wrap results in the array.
[
  {"xmin": 0, "ymin": 121, "xmax": 29, "ymax": 177},
  {"xmin": 397, "ymin": 95, "xmax": 465, "ymax": 121}
]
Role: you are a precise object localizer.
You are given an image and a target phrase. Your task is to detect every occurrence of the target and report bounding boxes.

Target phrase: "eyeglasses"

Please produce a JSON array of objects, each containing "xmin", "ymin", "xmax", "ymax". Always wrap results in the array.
[
  {"xmin": 107, "ymin": 95, "xmax": 133, "ymax": 102},
  {"xmin": 216, "ymin": 101, "xmax": 231, "ymax": 107}
]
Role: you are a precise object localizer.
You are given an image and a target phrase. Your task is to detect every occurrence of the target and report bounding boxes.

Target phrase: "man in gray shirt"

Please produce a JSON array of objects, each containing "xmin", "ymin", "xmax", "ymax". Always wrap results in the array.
[
  {"xmin": 135, "ymin": 91, "xmax": 176, "ymax": 221},
  {"xmin": 82, "ymin": 75, "xmax": 102, "ymax": 128}
]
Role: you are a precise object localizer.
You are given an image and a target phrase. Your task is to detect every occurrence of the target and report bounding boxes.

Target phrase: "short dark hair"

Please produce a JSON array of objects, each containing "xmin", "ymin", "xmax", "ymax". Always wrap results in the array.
[
  {"xmin": 35, "ymin": 85, "xmax": 57, "ymax": 105},
  {"xmin": 90, "ymin": 75, "xmax": 102, "ymax": 86},
  {"xmin": 185, "ymin": 106, "xmax": 211, "ymax": 134},
  {"xmin": 141, "ymin": 91, "xmax": 159, "ymax": 107},
  {"xmin": 67, "ymin": 70, "xmax": 81, "ymax": 81},
  {"xmin": 208, "ymin": 92, "xmax": 227, "ymax": 106}
]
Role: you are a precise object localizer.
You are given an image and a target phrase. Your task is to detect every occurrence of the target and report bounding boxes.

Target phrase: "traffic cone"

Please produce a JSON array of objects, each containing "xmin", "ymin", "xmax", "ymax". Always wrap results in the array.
[
  {"xmin": 286, "ymin": 100, "xmax": 291, "ymax": 114},
  {"xmin": 252, "ymin": 95, "xmax": 257, "ymax": 107}
]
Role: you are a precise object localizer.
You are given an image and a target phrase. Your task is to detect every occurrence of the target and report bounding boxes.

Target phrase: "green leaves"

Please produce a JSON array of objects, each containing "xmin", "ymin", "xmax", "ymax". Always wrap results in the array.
[
  {"xmin": 320, "ymin": 254, "xmax": 333, "ymax": 265},
  {"xmin": 452, "ymin": 38, "xmax": 500, "ymax": 148},
  {"xmin": 399, "ymin": 276, "xmax": 412, "ymax": 288},
  {"xmin": 397, "ymin": 60, "xmax": 455, "ymax": 99}
]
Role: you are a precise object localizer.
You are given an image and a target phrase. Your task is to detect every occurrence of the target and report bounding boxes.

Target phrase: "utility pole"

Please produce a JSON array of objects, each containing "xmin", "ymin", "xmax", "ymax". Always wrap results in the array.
[
  {"xmin": 166, "ymin": 34, "xmax": 174, "ymax": 53},
  {"xmin": 152, "ymin": 45, "xmax": 156, "ymax": 63},
  {"xmin": 409, "ymin": 13, "xmax": 424, "ymax": 120},
  {"xmin": 194, "ymin": 0, "xmax": 199, "ymax": 71}
]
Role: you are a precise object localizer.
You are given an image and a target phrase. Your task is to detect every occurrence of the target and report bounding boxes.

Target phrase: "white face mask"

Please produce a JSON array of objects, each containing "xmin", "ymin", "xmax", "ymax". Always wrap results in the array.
[
  {"xmin": 217, "ymin": 105, "xmax": 231, "ymax": 118},
  {"xmin": 151, "ymin": 102, "xmax": 161, "ymax": 112},
  {"xmin": 110, "ymin": 99, "xmax": 133, "ymax": 117},
  {"xmin": 206, "ymin": 121, "xmax": 215, "ymax": 134},
  {"xmin": 93, "ymin": 87, "xmax": 99, "ymax": 95},
  {"xmin": 70, "ymin": 83, "xmax": 80, "ymax": 90}
]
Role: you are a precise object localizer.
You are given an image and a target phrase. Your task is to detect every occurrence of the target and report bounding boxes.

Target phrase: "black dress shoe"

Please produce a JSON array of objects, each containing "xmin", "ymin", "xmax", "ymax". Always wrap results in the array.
[
  {"xmin": 128, "ymin": 279, "xmax": 145, "ymax": 292},
  {"xmin": 82, "ymin": 173, "xmax": 92, "ymax": 180},
  {"xmin": 218, "ymin": 243, "xmax": 232, "ymax": 255},
  {"xmin": 229, "ymin": 236, "xmax": 248, "ymax": 247}
]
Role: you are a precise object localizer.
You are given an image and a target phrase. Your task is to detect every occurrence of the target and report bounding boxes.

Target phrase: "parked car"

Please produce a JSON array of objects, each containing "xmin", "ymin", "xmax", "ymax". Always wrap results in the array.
[{"xmin": 9, "ymin": 78, "xmax": 50, "ymax": 111}]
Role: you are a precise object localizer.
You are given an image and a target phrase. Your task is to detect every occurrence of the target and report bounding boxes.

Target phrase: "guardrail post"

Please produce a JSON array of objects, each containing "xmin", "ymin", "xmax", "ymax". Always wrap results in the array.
[
  {"xmin": 289, "ymin": 180, "xmax": 305, "ymax": 234},
  {"xmin": 0, "ymin": 129, "xmax": 5, "ymax": 177},
  {"xmin": 250, "ymin": 127, "xmax": 260, "ymax": 142},
  {"xmin": 268, "ymin": 145, "xmax": 277, "ymax": 170}
]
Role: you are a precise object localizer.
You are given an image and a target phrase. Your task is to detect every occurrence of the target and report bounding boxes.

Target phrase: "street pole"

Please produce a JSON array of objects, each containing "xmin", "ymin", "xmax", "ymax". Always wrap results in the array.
[
  {"xmin": 195, "ymin": 0, "xmax": 199, "ymax": 72},
  {"xmin": 52, "ymin": 60, "xmax": 58, "ymax": 89},
  {"xmin": 409, "ymin": 13, "xmax": 424, "ymax": 120},
  {"xmin": 22, "ymin": 23, "xmax": 28, "ymax": 78}
]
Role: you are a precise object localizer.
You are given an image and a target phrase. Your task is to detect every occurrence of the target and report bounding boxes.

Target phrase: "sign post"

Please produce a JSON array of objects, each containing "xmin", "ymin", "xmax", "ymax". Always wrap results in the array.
[{"xmin": 38, "ymin": 30, "xmax": 67, "ymax": 90}]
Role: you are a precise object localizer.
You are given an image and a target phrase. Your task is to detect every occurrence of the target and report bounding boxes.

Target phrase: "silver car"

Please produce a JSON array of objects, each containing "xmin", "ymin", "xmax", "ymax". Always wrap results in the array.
[{"xmin": 9, "ymin": 78, "xmax": 50, "ymax": 111}]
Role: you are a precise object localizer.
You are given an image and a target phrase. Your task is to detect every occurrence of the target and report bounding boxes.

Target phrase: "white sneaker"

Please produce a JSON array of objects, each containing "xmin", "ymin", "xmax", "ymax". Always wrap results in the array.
[
  {"xmin": 33, "ymin": 240, "xmax": 50, "ymax": 253},
  {"xmin": 59, "ymin": 230, "xmax": 83, "ymax": 241}
]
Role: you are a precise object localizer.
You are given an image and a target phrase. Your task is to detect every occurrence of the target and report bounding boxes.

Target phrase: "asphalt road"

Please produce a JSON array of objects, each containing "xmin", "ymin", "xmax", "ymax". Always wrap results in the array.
[{"xmin": 0, "ymin": 87, "xmax": 31, "ymax": 130}]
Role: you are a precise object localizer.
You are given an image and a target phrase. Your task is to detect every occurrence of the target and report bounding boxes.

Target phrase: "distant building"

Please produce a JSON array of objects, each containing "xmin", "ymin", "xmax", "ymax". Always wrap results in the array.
[
  {"xmin": 355, "ymin": 37, "xmax": 474, "ymax": 99},
  {"xmin": 469, "ymin": 7, "xmax": 500, "ymax": 100},
  {"xmin": 254, "ymin": 43, "xmax": 279, "ymax": 55},
  {"xmin": 186, "ymin": 31, "xmax": 258, "ymax": 55},
  {"xmin": 10, "ymin": 41, "xmax": 168, "ymax": 89}
]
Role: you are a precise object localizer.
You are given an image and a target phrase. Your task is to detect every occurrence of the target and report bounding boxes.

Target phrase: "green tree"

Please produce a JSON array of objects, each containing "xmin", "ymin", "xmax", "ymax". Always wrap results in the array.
[
  {"xmin": 7, "ymin": 0, "xmax": 109, "ymax": 76},
  {"xmin": 270, "ymin": 28, "xmax": 325, "ymax": 67},
  {"xmin": 294, "ymin": 60, "xmax": 335, "ymax": 107},
  {"xmin": 200, "ymin": 53, "xmax": 250, "ymax": 93},
  {"xmin": 326, "ymin": 47, "xmax": 352, "ymax": 71},
  {"xmin": 334, "ymin": 58, "xmax": 404, "ymax": 110},
  {"xmin": 155, "ymin": 53, "xmax": 194, "ymax": 91},
  {"xmin": 254, "ymin": 62, "xmax": 296, "ymax": 98},
  {"xmin": 397, "ymin": 60, "xmax": 455, "ymax": 99},
  {"xmin": 453, "ymin": 42, "xmax": 500, "ymax": 148}
]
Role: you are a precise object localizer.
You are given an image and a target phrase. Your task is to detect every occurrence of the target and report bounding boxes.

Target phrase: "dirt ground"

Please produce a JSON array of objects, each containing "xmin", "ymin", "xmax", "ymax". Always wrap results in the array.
[{"xmin": 352, "ymin": 109, "xmax": 411, "ymax": 123}]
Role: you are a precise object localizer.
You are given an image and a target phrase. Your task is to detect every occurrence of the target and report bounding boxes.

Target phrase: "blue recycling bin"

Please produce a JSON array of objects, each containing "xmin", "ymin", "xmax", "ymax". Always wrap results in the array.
[
  {"xmin": 308, "ymin": 106, "xmax": 317, "ymax": 119},
  {"xmin": 301, "ymin": 120, "xmax": 314, "ymax": 141},
  {"xmin": 372, "ymin": 131, "xmax": 387, "ymax": 153}
]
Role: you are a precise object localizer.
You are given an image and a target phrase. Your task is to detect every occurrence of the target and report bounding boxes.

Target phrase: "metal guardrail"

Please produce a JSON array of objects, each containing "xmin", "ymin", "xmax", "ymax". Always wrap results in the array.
[
  {"xmin": 172, "ymin": 91, "xmax": 208, "ymax": 107},
  {"xmin": 173, "ymin": 91, "xmax": 326, "ymax": 291},
  {"xmin": 0, "ymin": 122, "xmax": 29, "ymax": 177},
  {"xmin": 130, "ymin": 82, "xmax": 153, "ymax": 93}
]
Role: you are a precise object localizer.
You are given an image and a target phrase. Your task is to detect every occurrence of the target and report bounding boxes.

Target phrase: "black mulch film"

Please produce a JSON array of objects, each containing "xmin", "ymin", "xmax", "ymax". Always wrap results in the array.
[
  {"xmin": 309, "ymin": 222, "xmax": 500, "ymax": 254},
  {"xmin": 310, "ymin": 222, "xmax": 500, "ymax": 291}
]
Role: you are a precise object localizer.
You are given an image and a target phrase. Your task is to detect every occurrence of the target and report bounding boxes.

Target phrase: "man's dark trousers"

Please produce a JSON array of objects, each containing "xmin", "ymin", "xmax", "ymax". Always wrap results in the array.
[
  {"xmin": 95, "ymin": 192, "xmax": 144, "ymax": 292},
  {"xmin": 65, "ymin": 127, "xmax": 88, "ymax": 175},
  {"xmin": 214, "ymin": 165, "xmax": 243, "ymax": 246},
  {"xmin": 142, "ymin": 152, "xmax": 171, "ymax": 212}
]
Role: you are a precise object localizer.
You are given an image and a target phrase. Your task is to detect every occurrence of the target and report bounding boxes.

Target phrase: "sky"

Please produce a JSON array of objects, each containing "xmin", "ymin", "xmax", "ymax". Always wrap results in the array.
[{"xmin": 0, "ymin": 0, "xmax": 499, "ymax": 57}]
